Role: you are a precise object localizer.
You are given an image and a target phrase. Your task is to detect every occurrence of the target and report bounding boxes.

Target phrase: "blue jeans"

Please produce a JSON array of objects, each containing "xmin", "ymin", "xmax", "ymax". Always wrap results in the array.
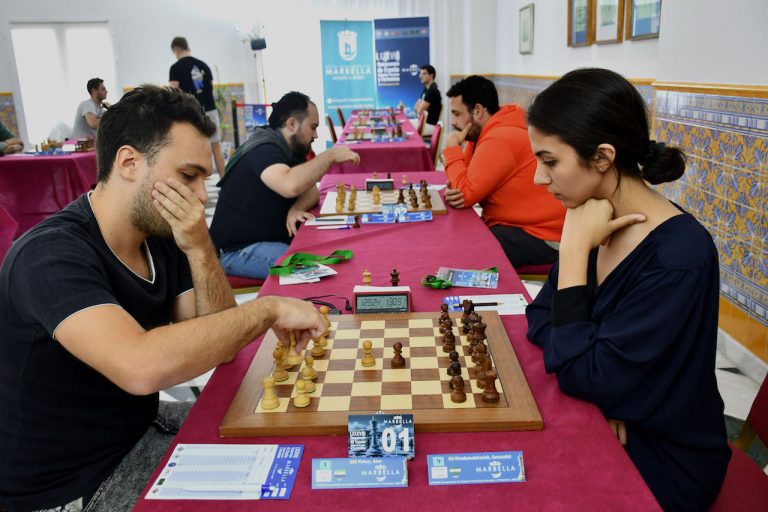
[{"xmin": 219, "ymin": 241, "xmax": 289, "ymax": 279}]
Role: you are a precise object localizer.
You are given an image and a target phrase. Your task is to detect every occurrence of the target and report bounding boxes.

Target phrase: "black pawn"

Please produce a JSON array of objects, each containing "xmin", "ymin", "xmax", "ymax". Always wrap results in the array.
[{"xmin": 447, "ymin": 361, "xmax": 462, "ymax": 382}]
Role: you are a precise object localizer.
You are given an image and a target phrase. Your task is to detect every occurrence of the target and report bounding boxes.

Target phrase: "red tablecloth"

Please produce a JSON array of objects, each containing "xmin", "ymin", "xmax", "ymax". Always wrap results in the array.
[
  {"xmin": 135, "ymin": 172, "xmax": 659, "ymax": 511},
  {"xmin": 0, "ymin": 203, "xmax": 17, "ymax": 264},
  {"xmin": 0, "ymin": 152, "xmax": 97, "ymax": 237},
  {"xmin": 329, "ymin": 112, "xmax": 433, "ymax": 174}
]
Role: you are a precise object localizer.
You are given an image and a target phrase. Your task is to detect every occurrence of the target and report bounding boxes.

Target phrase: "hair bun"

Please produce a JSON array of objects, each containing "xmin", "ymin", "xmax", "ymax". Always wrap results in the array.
[{"xmin": 640, "ymin": 142, "xmax": 686, "ymax": 185}]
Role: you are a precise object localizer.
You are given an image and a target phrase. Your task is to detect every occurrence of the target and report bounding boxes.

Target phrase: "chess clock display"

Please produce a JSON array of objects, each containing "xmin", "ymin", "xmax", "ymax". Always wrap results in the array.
[{"xmin": 353, "ymin": 286, "xmax": 412, "ymax": 313}]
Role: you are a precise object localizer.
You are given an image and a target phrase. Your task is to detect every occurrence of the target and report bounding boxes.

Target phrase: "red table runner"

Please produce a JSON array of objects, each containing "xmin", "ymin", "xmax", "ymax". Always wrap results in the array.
[{"xmin": 135, "ymin": 172, "xmax": 658, "ymax": 511}]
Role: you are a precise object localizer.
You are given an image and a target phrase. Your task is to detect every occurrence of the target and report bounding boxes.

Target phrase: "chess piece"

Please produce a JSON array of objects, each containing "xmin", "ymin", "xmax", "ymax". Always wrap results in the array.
[
  {"xmin": 318, "ymin": 305, "xmax": 331, "ymax": 345},
  {"xmin": 472, "ymin": 340, "xmax": 488, "ymax": 364},
  {"xmin": 304, "ymin": 355, "xmax": 317, "ymax": 380},
  {"xmin": 272, "ymin": 343, "xmax": 288, "ymax": 382},
  {"xmin": 372, "ymin": 186, "xmax": 381, "ymax": 205},
  {"xmin": 451, "ymin": 376, "xmax": 467, "ymax": 403},
  {"xmin": 387, "ymin": 172, "xmax": 391, "ymax": 179},
  {"xmin": 373, "ymin": 171, "xmax": 378, "ymax": 178},
  {"xmin": 285, "ymin": 332, "xmax": 303, "ymax": 367},
  {"xmin": 293, "ymin": 379, "xmax": 310, "ymax": 408},
  {"xmin": 389, "ymin": 268, "xmax": 400, "ymax": 286},
  {"xmin": 442, "ymin": 330, "xmax": 456, "ymax": 353},
  {"xmin": 260, "ymin": 376, "xmax": 280, "ymax": 410},
  {"xmin": 402, "ymin": 174, "xmax": 408, "ymax": 185},
  {"xmin": 482, "ymin": 369, "xmax": 500, "ymax": 403},
  {"xmin": 362, "ymin": 270, "xmax": 372, "ymax": 285},
  {"xmin": 352, "ymin": 215, "xmax": 360, "ymax": 228},
  {"xmin": 397, "ymin": 189, "xmax": 405, "ymax": 204},
  {"xmin": 335, "ymin": 198, "xmax": 343, "ymax": 213},
  {"xmin": 423, "ymin": 195, "xmax": 432, "ymax": 209},
  {"xmin": 301, "ymin": 366, "xmax": 316, "ymax": 393},
  {"xmin": 441, "ymin": 303, "xmax": 449, "ymax": 313},
  {"xmin": 310, "ymin": 337, "xmax": 325, "ymax": 358},
  {"xmin": 361, "ymin": 339, "xmax": 375, "ymax": 367},
  {"xmin": 477, "ymin": 356, "xmax": 492, "ymax": 389},
  {"xmin": 391, "ymin": 341, "xmax": 405, "ymax": 368},
  {"xmin": 447, "ymin": 361, "xmax": 462, "ymax": 381}
]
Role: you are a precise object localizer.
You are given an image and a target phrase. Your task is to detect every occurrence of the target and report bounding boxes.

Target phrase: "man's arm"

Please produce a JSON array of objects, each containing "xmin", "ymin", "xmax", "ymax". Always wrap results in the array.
[
  {"xmin": 84, "ymin": 112, "xmax": 101, "ymax": 129},
  {"xmin": 286, "ymin": 186, "xmax": 319, "ymax": 237},
  {"xmin": 54, "ymin": 294, "xmax": 325, "ymax": 395},
  {"xmin": 261, "ymin": 146, "xmax": 359, "ymax": 198},
  {"xmin": 152, "ymin": 178, "xmax": 235, "ymax": 320}
]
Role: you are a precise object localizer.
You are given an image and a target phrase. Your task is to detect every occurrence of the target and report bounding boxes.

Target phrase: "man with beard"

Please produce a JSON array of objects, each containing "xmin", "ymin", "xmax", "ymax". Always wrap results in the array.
[
  {"xmin": 0, "ymin": 85, "xmax": 326, "ymax": 512},
  {"xmin": 442, "ymin": 75, "xmax": 565, "ymax": 269},
  {"xmin": 210, "ymin": 91, "xmax": 359, "ymax": 279},
  {"xmin": 71, "ymin": 77, "xmax": 108, "ymax": 139}
]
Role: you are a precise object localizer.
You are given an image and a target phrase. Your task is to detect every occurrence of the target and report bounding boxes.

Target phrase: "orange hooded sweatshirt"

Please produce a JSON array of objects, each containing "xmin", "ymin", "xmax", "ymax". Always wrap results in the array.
[{"xmin": 443, "ymin": 104, "xmax": 565, "ymax": 242}]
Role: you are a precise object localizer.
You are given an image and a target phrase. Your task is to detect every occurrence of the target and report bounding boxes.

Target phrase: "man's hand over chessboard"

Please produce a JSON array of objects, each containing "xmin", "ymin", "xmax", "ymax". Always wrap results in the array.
[{"xmin": 261, "ymin": 296, "xmax": 326, "ymax": 349}]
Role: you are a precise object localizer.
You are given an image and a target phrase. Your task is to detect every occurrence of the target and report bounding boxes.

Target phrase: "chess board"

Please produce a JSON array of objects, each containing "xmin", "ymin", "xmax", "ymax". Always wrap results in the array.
[
  {"xmin": 318, "ymin": 189, "xmax": 448, "ymax": 216},
  {"xmin": 220, "ymin": 312, "xmax": 542, "ymax": 437}
]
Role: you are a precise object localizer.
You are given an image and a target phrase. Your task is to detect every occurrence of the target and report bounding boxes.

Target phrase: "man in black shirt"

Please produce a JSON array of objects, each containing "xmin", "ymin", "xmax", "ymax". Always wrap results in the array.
[
  {"xmin": 210, "ymin": 91, "xmax": 359, "ymax": 279},
  {"xmin": 0, "ymin": 85, "xmax": 325, "ymax": 512},
  {"xmin": 169, "ymin": 36, "xmax": 226, "ymax": 178},
  {"xmin": 414, "ymin": 64, "xmax": 442, "ymax": 136}
]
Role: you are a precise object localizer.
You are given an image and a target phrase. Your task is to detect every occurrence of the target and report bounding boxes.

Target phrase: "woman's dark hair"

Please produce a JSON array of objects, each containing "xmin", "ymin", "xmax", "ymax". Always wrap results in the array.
[
  {"xmin": 268, "ymin": 91, "xmax": 313, "ymax": 130},
  {"xmin": 96, "ymin": 85, "xmax": 215, "ymax": 183},
  {"xmin": 527, "ymin": 68, "xmax": 685, "ymax": 185}
]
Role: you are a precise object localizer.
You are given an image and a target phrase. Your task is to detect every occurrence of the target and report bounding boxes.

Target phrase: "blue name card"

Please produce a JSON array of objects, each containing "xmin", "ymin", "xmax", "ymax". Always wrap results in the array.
[
  {"xmin": 427, "ymin": 451, "xmax": 525, "ymax": 486},
  {"xmin": 311, "ymin": 457, "xmax": 408, "ymax": 489}
]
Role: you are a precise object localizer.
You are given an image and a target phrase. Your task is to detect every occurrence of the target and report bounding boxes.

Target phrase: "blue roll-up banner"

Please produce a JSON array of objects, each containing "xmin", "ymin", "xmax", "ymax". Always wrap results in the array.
[
  {"xmin": 320, "ymin": 20, "xmax": 376, "ymax": 125},
  {"xmin": 373, "ymin": 17, "xmax": 430, "ymax": 118}
]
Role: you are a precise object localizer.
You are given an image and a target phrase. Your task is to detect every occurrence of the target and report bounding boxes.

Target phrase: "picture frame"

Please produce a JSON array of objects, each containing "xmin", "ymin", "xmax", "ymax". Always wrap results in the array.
[
  {"xmin": 519, "ymin": 4, "xmax": 534, "ymax": 54},
  {"xmin": 594, "ymin": 0, "xmax": 624, "ymax": 44},
  {"xmin": 626, "ymin": 0, "xmax": 661, "ymax": 40},
  {"xmin": 568, "ymin": 0, "xmax": 594, "ymax": 47}
]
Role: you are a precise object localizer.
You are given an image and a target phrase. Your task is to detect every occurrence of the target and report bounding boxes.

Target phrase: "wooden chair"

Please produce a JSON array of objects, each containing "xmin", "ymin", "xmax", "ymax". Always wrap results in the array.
[
  {"xmin": 428, "ymin": 122, "xmax": 442, "ymax": 169},
  {"xmin": 326, "ymin": 115, "xmax": 338, "ymax": 144},
  {"xmin": 336, "ymin": 107, "xmax": 346, "ymax": 128},
  {"xmin": 0, "ymin": 204, "xmax": 18, "ymax": 265},
  {"xmin": 416, "ymin": 111, "xmax": 426, "ymax": 137},
  {"xmin": 711, "ymin": 375, "xmax": 768, "ymax": 510}
]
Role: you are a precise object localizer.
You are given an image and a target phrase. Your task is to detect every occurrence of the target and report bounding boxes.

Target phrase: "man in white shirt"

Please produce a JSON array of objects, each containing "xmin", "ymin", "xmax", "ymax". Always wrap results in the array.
[{"xmin": 72, "ymin": 78, "xmax": 108, "ymax": 139}]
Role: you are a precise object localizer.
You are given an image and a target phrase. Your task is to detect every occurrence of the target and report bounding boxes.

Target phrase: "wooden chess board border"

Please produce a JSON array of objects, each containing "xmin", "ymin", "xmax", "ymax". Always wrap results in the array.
[
  {"xmin": 318, "ymin": 189, "xmax": 448, "ymax": 217},
  {"xmin": 219, "ymin": 312, "xmax": 543, "ymax": 437}
]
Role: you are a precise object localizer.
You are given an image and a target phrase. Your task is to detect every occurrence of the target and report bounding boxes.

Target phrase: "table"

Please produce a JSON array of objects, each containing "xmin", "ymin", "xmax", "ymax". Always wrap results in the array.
[
  {"xmin": 0, "ymin": 151, "xmax": 97, "ymax": 237},
  {"xmin": 135, "ymin": 172, "xmax": 659, "ymax": 511},
  {"xmin": 329, "ymin": 112, "xmax": 433, "ymax": 174}
]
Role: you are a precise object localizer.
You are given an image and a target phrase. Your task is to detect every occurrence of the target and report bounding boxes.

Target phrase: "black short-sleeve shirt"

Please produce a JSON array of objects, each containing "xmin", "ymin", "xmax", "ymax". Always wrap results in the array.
[
  {"xmin": 169, "ymin": 56, "xmax": 216, "ymax": 111},
  {"xmin": 421, "ymin": 83, "xmax": 442, "ymax": 125},
  {"xmin": 210, "ymin": 139, "xmax": 300, "ymax": 252},
  {"xmin": 0, "ymin": 194, "xmax": 193, "ymax": 511}
]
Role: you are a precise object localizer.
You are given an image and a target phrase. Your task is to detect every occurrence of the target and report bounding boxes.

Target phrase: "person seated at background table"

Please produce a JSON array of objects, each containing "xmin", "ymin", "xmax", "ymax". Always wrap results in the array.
[
  {"xmin": 525, "ymin": 68, "xmax": 730, "ymax": 511},
  {"xmin": 210, "ymin": 91, "xmax": 359, "ymax": 279},
  {"xmin": 414, "ymin": 64, "xmax": 442, "ymax": 136},
  {"xmin": 71, "ymin": 77, "xmax": 108, "ymax": 139},
  {"xmin": 0, "ymin": 85, "xmax": 326, "ymax": 512},
  {"xmin": 442, "ymin": 75, "xmax": 565, "ymax": 269},
  {"xmin": 0, "ymin": 120, "xmax": 24, "ymax": 155}
]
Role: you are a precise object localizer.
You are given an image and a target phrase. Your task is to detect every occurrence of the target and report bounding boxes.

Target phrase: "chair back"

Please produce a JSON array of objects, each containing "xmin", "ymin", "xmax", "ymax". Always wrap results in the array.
[
  {"xmin": 429, "ymin": 122, "xmax": 442, "ymax": 168},
  {"xmin": 735, "ymin": 374, "xmax": 768, "ymax": 451},
  {"xmin": 336, "ymin": 107, "xmax": 346, "ymax": 127},
  {"xmin": 0, "ymin": 204, "xmax": 18, "ymax": 265},
  {"xmin": 416, "ymin": 111, "xmax": 426, "ymax": 136},
  {"xmin": 326, "ymin": 115, "xmax": 338, "ymax": 144}
]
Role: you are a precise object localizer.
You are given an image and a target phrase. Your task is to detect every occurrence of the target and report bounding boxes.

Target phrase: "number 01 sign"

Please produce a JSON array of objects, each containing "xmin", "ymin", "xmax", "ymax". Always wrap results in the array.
[{"xmin": 348, "ymin": 413, "xmax": 415, "ymax": 460}]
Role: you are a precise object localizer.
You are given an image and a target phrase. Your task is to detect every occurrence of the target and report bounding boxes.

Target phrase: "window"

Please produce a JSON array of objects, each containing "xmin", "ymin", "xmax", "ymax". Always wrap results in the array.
[{"xmin": 11, "ymin": 22, "xmax": 116, "ymax": 144}]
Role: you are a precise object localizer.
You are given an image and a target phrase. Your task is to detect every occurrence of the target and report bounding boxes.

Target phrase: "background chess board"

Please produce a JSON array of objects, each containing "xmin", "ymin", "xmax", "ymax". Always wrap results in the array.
[
  {"xmin": 220, "ymin": 312, "xmax": 542, "ymax": 436},
  {"xmin": 318, "ymin": 189, "xmax": 448, "ymax": 216}
]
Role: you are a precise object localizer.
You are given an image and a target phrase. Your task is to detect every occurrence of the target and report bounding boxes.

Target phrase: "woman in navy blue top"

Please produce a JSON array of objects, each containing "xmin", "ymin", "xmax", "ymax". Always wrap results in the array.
[{"xmin": 525, "ymin": 68, "xmax": 729, "ymax": 511}]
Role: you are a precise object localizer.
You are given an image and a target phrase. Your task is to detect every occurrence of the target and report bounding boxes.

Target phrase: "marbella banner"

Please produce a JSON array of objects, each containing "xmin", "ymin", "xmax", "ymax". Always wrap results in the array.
[
  {"xmin": 373, "ymin": 17, "xmax": 430, "ymax": 118},
  {"xmin": 320, "ymin": 20, "xmax": 377, "ymax": 125}
]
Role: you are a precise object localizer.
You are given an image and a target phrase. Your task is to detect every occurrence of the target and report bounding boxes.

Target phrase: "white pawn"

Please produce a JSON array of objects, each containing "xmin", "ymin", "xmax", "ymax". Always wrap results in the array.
[
  {"xmin": 272, "ymin": 344, "xmax": 288, "ymax": 382},
  {"xmin": 301, "ymin": 366, "xmax": 316, "ymax": 393},
  {"xmin": 285, "ymin": 332, "xmax": 303, "ymax": 367},
  {"xmin": 311, "ymin": 337, "xmax": 325, "ymax": 358},
  {"xmin": 304, "ymin": 355, "xmax": 318, "ymax": 380},
  {"xmin": 293, "ymin": 379, "xmax": 310, "ymax": 408},
  {"xmin": 361, "ymin": 339, "xmax": 375, "ymax": 367},
  {"xmin": 260, "ymin": 376, "xmax": 280, "ymax": 410}
]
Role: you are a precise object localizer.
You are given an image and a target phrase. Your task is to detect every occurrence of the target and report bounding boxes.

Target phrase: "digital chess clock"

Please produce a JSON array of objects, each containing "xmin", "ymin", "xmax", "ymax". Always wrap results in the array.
[{"xmin": 353, "ymin": 286, "xmax": 412, "ymax": 313}]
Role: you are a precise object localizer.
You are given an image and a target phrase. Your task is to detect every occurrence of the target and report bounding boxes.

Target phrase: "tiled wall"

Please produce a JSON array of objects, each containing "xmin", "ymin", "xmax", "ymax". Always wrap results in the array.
[
  {"xmin": 0, "ymin": 93, "xmax": 18, "ymax": 135},
  {"xmin": 451, "ymin": 74, "xmax": 768, "ymax": 363},
  {"xmin": 654, "ymin": 90, "xmax": 767, "ymax": 361},
  {"xmin": 213, "ymin": 83, "xmax": 245, "ymax": 155}
]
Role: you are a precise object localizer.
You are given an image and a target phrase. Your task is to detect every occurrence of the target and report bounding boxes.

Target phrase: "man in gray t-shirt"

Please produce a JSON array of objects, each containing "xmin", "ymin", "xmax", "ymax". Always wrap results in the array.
[{"xmin": 71, "ymin": 78, "xmax": 108, "ymax": 139}]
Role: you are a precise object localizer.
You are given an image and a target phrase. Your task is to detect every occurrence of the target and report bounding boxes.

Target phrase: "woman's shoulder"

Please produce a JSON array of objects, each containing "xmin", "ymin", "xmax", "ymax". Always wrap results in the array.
[{"xmin": 650, "ymin": 212, "xmax": 717, "ymax": 271}]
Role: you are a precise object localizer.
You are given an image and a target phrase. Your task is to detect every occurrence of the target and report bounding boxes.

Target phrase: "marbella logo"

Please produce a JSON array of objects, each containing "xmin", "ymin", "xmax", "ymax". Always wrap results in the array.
[{"xmin": 338, "ymin": 30, "xmax": 358, "ymax": 61}]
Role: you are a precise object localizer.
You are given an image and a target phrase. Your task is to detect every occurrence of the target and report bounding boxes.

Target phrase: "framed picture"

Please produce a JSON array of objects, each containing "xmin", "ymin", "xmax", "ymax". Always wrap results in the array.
[
  {"xmin": 626, "ymin": 0, "xmax": 661, "ymax": 40},
  {"xmin": 519, "ymin": 4, "xmax": 534, "ymax": 54},
  {"xmin": 595, "ymin": 0, "xmax": 624, "ymax": 44},
  {"xmin": 568, "ymin": 0, "xmax": 594, "ymax": 47}
]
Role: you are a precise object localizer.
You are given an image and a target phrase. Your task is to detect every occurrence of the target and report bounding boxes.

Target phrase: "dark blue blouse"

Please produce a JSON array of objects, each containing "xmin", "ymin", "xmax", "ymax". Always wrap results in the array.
[{"xmin": 526, "ymin": 212, "xmax": 730, "ymax": 511}]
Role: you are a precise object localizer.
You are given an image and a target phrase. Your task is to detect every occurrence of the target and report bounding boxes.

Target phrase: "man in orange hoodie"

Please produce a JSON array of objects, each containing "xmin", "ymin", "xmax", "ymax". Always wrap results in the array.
[{"xmin": 443, "ymin": 75, "xmax": 565, "ymax": 268}]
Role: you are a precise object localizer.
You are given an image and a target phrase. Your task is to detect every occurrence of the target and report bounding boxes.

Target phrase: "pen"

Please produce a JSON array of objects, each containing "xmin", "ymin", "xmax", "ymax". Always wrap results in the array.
[
  {"xmin": 181, "ymin": 484, "xmax": 268, "ymax": 494},
  {"xmin": 452, "ymin": 302, "xmax": 499, "ymax": 307},
  {"xmin": 316, "ymin": 225, "xmax": 351, "ymax": 230},
  {"xmin": 313, "ymin": 217, "xmax": 350, "ymax": 222}
]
